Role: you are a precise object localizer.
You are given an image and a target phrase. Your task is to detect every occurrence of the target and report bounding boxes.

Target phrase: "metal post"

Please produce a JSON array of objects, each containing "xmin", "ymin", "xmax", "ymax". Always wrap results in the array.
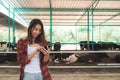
[
  {"xmin": 75, "ymin": 26, "xmax": 77, "ymax": 50},
  {"xmin": 49, "ymin": 0, "xmax": 52, "ymax": 50},
  {"xmin": 8, "ymin": 4, "xmax": 10, "ymax": 51},
  {"xmin": 12, "ymin": 9, "xmax": 16, "ymax": 45},
  {"xmin": 99, "ymin": 25, "xmax": 101, "ymax": 41},
  {"xmin": 87, "ymin": 10, "xmax": 90, "ymax": 50},
  {"xmin": 92, "ymin": 6, "xmax": 94, "ymax": 50}
]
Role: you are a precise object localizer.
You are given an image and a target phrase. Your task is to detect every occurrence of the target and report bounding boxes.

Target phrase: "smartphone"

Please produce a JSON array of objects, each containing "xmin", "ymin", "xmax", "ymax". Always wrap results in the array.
[
  {"xmin": 39, "ymin": 46, "xmax": 47, "ymax": 54},
  {"xmin": 44, "ymin": 46, "xmax": 47, "ymax": 50}
]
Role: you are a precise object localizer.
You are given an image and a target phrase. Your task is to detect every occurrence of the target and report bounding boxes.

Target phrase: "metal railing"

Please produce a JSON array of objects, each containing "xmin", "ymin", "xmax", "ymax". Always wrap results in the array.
[
  {"xmin": 0, "ymin": 50, "xmax": 120, "ymax": 54},
  {"xmin": 0, "ymin": 51, "xmax": 120, "ymax": 77}
]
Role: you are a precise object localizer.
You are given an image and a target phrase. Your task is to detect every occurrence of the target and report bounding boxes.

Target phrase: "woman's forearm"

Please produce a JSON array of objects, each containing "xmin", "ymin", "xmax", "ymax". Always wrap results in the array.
[
  {"xmin": 43, "ymin": 55, "xmax": 50, "ymax": 63},
  {"xmin": 28, "ymin": 49, "xmax": 38, "ymax": 60}
]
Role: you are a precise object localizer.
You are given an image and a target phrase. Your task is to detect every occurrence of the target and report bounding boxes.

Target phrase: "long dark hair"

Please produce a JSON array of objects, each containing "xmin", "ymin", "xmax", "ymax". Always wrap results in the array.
[{"xmin": 27, "ymin": 19, "xmax": 46, "ymax": 45}]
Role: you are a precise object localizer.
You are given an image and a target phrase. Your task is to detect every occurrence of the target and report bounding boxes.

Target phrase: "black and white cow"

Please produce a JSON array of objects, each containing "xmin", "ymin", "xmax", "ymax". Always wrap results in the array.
[
  {"xmin": 79, "ymin": 41, "xmax": 119, "ymax": 50},
  {"xmin": 79, "ymin": 41, "xmax": 99, "ymax": 50},
  {"xmin": 50, "ymin": 42, "xmax": 62, "ymax": 63},
  {"xmin": 7, "ymin": 42, "xmax": 17, "ymax": 51},
  {"xmin": 97, "ymin": 41, "xmax": 119, "ymax": 50},
  {"xmin": 77, "ymin": 53, "xmax": 109, "ymax": 63},
  {"xmin": 62, "ymin": 53, "xmax": 78, "ymax": 64}
]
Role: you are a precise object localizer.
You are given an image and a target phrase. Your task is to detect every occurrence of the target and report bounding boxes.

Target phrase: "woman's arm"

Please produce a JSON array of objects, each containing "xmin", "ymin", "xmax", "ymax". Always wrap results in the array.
[
  {"xmin": 27, "ymin": 49, "xmax": 39, "ymax": 60},
  {"xmin": 17, "ymin": 39, "xmax": 41, "ymax": 65},
  {"xmin": 17, "ymin": 39, "xmax": 30, "ymax": 65},
  {"xmin": 40, "ymin": 46, "xmax": 50, "ymax": 63}
]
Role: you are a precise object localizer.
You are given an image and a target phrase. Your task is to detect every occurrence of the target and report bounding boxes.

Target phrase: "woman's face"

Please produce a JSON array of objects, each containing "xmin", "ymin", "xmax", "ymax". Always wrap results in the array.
[{"xmin": 31, "ymin": 24, "xmax": 42, "ymax": 39}]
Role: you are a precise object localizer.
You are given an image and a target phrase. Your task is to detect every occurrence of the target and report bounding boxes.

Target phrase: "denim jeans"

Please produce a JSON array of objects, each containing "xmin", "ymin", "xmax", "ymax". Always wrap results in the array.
[{"xmin": 23, "ymin": 72, "xmax": 43, "ymax": 80}]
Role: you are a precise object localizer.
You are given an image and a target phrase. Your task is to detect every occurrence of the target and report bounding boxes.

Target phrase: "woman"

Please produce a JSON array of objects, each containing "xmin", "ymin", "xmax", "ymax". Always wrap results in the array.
[{"xmin": 17, "ymin": 19, "xmax": 52, "ymax": 80}]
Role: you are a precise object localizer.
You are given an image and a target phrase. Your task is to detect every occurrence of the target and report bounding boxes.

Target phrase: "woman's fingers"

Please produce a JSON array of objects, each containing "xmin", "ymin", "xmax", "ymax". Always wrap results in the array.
[
  {"xmin": 36, "ymin": 46, "xmax": 42, "ymax": 51},
  {"xmin": 41, "ymin": 47, "xmax": 47, "ymax": 52},
  {"xmin": 47, "ymin": 46, "xmax": 50, "ymax": 51},
  {"xmin": 40, "ymin": 46, "xmax": 50, "ymax": 56}
]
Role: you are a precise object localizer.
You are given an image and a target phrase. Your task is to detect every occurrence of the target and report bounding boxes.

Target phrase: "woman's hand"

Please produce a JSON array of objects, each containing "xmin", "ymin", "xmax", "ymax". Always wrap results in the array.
[
  {"xmin": 36, "ymin": 46, "xmax": 42, "ymax": 52},
  {"xmin": 40, "ymin": 46, "xmax": 50, "ymax": 56}
]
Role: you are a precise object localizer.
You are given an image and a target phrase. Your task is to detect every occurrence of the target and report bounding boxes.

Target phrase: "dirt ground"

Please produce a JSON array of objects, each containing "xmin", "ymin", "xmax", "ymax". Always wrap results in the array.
[
  {"xmin": 0, "ymin": 76, "xmax": 120, "ymax": 80},
  {"xmin": 0, "ymin": 68, "xmax": 120, "ymax": 80}
]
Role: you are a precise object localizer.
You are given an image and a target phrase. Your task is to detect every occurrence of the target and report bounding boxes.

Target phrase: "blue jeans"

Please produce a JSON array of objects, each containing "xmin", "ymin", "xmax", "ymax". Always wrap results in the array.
[{"xmin": 23, "ymin": 72, "xmax": 43, "ymax": 80}]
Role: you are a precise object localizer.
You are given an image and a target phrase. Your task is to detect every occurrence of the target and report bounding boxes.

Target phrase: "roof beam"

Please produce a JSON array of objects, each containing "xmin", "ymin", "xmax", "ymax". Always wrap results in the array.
[
  {"xmin": 74, "ymin": 0, "xmax": 99, "ymax": 25},
  {"xmin": 44, "ymin": 24, "xmax": 120, "ymax": 26},
  {"xmin": 23, "ymin": 19, "xmax": 120, "ymax": 20},
  {"xmin": 99, "ymin": 12, "xmax": 120, "ymax": 25},
  {"xmin": 15, "ymin": 8, "xmax": 120, "ymax": 12},
  {"xmin": 18, "ymin": 14, "xmax": 120, "ymax": 16}
]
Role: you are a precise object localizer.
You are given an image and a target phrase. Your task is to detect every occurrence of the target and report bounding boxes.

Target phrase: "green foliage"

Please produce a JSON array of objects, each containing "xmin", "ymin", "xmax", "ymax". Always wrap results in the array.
[
  {"xmin": 0, "ymin": 26, "xmax": 120, "ymax": 43},
  {"xmin": 0, "ymin": 30, "xmax": 8, "ymax": 41}
]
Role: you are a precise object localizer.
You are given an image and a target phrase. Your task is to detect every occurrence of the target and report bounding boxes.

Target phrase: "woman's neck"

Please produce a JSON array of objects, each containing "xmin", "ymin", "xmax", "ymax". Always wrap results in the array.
[
  {"xmin": 32, "ymin": 38, "xmax": 36, "ymax": 44},
  {"xmin": 29, "ymin": 43, "xmax": 39, "ymax": 47}
]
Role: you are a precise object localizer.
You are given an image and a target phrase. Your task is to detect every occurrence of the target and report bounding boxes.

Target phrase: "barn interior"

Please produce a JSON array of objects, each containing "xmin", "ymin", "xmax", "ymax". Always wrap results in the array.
[{"xmin": 0, "ymin": 0, "xmax": 120, "ymax": 80}]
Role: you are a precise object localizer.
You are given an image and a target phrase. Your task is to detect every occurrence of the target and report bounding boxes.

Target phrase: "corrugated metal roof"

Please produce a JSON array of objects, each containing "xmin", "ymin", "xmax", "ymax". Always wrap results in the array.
[
  {"xmin": 96, "ymin": 1, "xmax": 120, "ymax": 9},
  {"xmin": 5, "ymin": 0, "xmax": 50, "ymax": 8},
  {"xmin": 52, "ymin": 0, "xmax": 95, "ymax": 9},
  {"xmin": 1, "ymin": 0, "xmax": 120, "ymax": 26}
]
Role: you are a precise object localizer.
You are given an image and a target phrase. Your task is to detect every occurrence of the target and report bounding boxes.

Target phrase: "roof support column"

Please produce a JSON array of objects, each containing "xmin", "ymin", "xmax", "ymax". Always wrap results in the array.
[
  {"xmin": 8, "ymin": 4, "xmax": 10, "ymax": 51},
  {"xmin": 87, "ymin": 10, "xmax": 90, "ymax": 50},
  {"xmin": 12, "ymin": 9, "xmax": 16, "ymax": 45},
  {"xmin": 92, "ymin": 6, "xmax": 94, "ymax": 50},
  {"xmin": 49, "ymin": 0, "xmax": 52, "ymax": 50}
]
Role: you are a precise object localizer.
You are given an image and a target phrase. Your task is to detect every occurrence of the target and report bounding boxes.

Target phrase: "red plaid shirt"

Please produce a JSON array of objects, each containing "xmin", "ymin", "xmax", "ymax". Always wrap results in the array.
[{"xmin": 17, "ymin": 38, "xmax": 52, "ymax": 80}]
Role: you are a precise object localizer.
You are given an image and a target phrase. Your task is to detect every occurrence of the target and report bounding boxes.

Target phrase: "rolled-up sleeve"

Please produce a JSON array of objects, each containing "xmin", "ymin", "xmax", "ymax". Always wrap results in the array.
[{"xmin": 17, "ymin": 39, "xmax": 30, "ymax": 65}]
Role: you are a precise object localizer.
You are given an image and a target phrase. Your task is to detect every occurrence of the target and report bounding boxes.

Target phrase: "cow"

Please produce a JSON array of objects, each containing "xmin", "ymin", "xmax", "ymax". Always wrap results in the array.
[
  {"xmin": 79, "ymin": 41, "xmax": 99, "ymax": 50},
  {"xmin": 0, "ymin": 54, "xmax": 7, "ymax": 63},
  {"xmin": 62, "ymin": 53, "xmax": 78, "ymax": 64},
  {"xmin": 7, "ymin": 42, "xmax": 17, "ymax": 51},
  {"xmin": 50, "ymin": 42, "xmax": 62, "ymax": 63},
  {"xmin": 77, "ymin": 53, "xmax": 109, "ymax": 63},
  {"xmin": 79, "ymin": 41, "xmax": 119, "ymax": 50},
  {"xmin": 114, "ymin": 54, "xmax": 120, "ymax": 63},
  {"xmin": 50, "ymin": 42, "xmax": 79, "ymax": 64},
  {"xmin": 6, "ymin": 53, "xmax": 17, "ymax": 62},
  {"xmin": 97, "ymin": 41, "xmax": 119, "ymax": 50},
  {"xmin": 0, "ymin": 53, "xmax": 17, "ymax": 63},
  {"xmin": 0, "ymin": 42, "xmax": 7, "ymax": 51}
]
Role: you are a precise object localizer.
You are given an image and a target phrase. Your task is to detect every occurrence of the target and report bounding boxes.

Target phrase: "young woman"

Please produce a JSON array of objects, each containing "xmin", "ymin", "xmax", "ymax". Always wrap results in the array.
[{"xmin": 17, "ymin": 19, "xmax": 52, "ymax": 80}]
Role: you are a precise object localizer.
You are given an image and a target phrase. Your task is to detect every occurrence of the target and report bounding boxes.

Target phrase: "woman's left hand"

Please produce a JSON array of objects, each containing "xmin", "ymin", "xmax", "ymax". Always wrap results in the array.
[{"xmin": 40, "ymin": 46, "xmax": 50, "ymax": 56}]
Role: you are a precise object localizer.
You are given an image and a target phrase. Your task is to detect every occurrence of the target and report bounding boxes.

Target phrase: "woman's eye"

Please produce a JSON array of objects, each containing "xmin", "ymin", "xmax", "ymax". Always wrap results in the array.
[{"xmin": 35, "ymin": 29, "xmax": 38, "ymax": 31}]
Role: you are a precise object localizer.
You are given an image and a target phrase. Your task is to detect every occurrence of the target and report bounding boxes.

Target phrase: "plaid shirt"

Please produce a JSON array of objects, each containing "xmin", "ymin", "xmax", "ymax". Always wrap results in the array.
[{"xmin": 17, "ymin": 38, "xmax": 52, "ymax": 80}]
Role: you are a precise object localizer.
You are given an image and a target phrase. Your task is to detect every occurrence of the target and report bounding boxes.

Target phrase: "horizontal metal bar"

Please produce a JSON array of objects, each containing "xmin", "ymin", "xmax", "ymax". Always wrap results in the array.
[
  {"xmin": 19, "ymin": 14, "xmax": 120, "ymax": 16},
  {"xmin": 0, "ymin": 66, "xmax": 120, "ymax": 69},
  {"xmin": 48, "ymin": 66, "xmax": 120, "ymax": 68},
  {"xmin": 1, "ymin": 73, "xmax": 120, "ymax": 77},
  {"xmin": 44, "ymin": 24, "xmax": 120, "ymax": 26},
  {"xmin": 0, "ymin": 74, "xmax": 19, "ymax": 77},
  {"xmin": 15, "ymin": 8, "xmax": 120, "ymax": 12},
  {"xmin": 53, "ymin": 51, "xmax": 120, "ymax": 53},
  {"xmin": 98, "ymin": 63, "xmax": 120, "ymax": 66},
  {"xmin": 0, "ymin": 66, "xmax": 20, "ymax": 68},
  {"xmin": 0, "ymin": 52, "xmax": 16, "ymax": 54},
  {"xmin": 52, "ymin": 74, "xmax": 120, "ymax": 76},
  {"xmin": 26, "ymin": 21, "xmax": 120, "ymax": 23},
  {"xmin": 24, "ymin": 18, "xmax": 120, "ymax": 20},
  {"xmin": 0, "ymin": 51, "xmax": 120, "ymax": 54}
]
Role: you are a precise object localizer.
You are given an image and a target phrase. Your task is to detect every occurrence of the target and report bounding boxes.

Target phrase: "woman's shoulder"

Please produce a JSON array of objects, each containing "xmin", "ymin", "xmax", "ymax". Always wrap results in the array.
[{"xmin": 18, "ymin": 37, "xmax": 27, "ymax": 42}]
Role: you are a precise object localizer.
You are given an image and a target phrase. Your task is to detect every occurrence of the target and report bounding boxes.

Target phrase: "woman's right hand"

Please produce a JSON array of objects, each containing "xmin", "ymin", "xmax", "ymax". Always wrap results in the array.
[
  {"xmin": 36, "ymin": 46, "xmax": 42, "ymax": 52},
  {"xmin": 28, "ymin": 46, "xmax": 42, "ymax": 61}
]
